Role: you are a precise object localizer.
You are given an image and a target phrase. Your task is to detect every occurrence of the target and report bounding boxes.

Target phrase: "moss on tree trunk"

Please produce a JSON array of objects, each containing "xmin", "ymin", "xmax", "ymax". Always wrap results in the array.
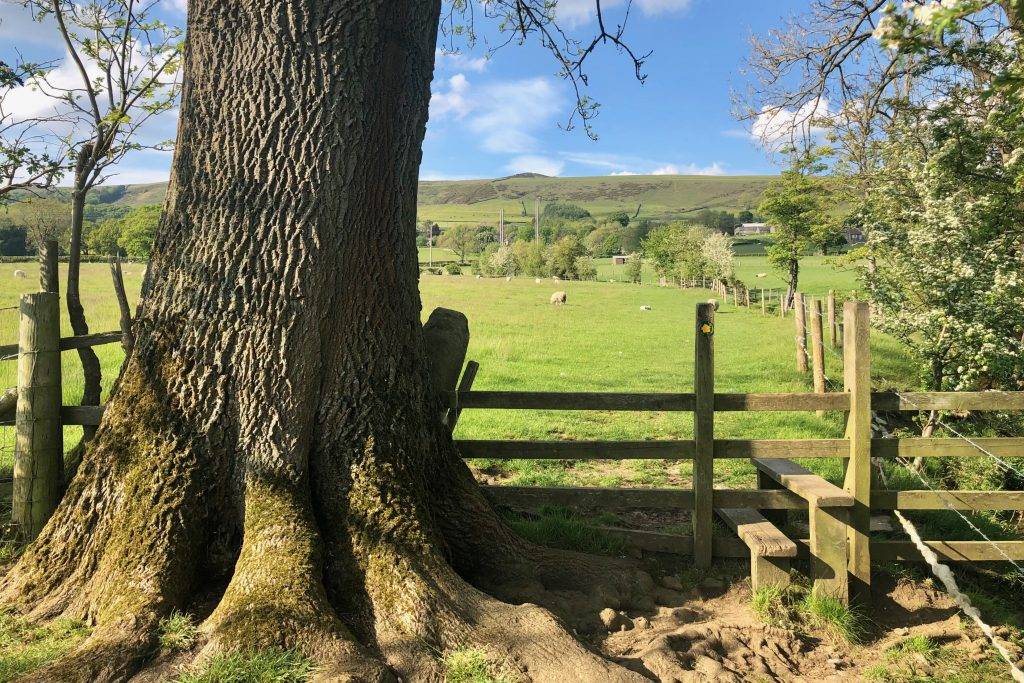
[{"xmin": 1, "ymin": 1, "xmax": 655, "ymax": 680}]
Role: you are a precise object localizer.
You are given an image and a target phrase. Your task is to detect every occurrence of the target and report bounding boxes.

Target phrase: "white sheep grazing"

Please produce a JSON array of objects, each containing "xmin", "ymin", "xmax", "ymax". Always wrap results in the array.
[
  {"xmin": 550, "ymin": 291, "xmax": 567, "ymax": 305},
  {"xmin": 756, "ymin": 272, "xmax": 768, "ymax": 278},
  {"xmin": 506, "ymin": 276, "xmax": 512, "ymax": 282},
  {"xmin": 13, "ymin": 270, "xmax": 26, "ymax": 279},
  {"xmin": 552, "ymin": 276, "xmax": 561, "ymax": 282},
  {"xmin": 707, "ymin": 298, "xmax": 719, "ymax": 311},
  {"xmin": 535, "ymin": 278, "xmax": 542, "ymax": 284},
  {"xmin": 640, "ymin": 305, "xmax": 652, "ymax": 311},
  {"xmin": 476, "ymin": 275, "xmax": 482, "ymax": 279}
]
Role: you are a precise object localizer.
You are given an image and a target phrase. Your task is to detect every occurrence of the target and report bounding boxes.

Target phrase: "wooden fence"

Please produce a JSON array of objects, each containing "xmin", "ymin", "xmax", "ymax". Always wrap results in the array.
[{"xmin": 4, "ymin": 293, "xmax": 1024, "ymax": 605}]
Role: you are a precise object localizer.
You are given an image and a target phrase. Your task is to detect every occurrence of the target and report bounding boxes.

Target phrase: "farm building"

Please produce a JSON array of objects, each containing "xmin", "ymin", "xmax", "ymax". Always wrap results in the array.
[
  {"xmin": 611, "ymin": 254, "xmax": 632, "ymax": 265},
  {"xmin": 734, "ymin": 222, "xmax": 774, "ymax": 236}
]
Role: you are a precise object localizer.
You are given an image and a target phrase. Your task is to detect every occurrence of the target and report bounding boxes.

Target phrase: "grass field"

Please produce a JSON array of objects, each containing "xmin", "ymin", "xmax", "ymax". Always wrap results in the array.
[{"xmin": 0, "ymin": 261, "xmax": 909, "ymax": 485}]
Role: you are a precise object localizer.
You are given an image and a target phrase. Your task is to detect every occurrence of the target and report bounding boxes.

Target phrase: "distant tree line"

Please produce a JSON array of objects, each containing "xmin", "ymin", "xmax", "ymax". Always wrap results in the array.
[
  {"xmin": 418, "ymin": 200, "xmax": 763, "ymax": 279},
  {"xmin": 0, "ymin": 198, "xmax": 160, "ymax": 259}
]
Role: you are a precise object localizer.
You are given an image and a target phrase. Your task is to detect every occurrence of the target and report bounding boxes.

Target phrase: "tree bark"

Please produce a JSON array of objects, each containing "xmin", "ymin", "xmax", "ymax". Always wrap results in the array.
[
  {"xmin": 1, "ymin": 2, "xmax": 653, "ymax": 680},
  {"xmin": 786, "ymin": 258, "xmax": 799, "ymax": 308},
  {"xmin": 68, "ymin": 157, "xmax": 102, "ymax": 442}
]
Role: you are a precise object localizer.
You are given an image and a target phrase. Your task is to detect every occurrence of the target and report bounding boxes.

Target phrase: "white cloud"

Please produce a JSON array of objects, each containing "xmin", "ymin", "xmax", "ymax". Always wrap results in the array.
[
  {"xmin": 435, "ymin": 50, "xmax": 488, "ymax": 73},
  {"xmin": 750, "ymin": 99, "xmax": 831, "ymax": 150},
  {"xmin": 169, "ymin": 0, "xmax": 187, "ymax": 13},
  {"xmin": 651, "ymin": 162, "xmax": 725, "ymax": 176},
  {"xmin": 430, "ymin": 73, "xmax": 472, "ymax": 119},
  {"xmin": 553, "ymin": 0, "xmax": 691, "ymax": 27},
  {"xmin": 506, "ymin": 155, "xmax": 565, "ymax": 177},
  {"xmin": 561, "ymin": 151, "xmax": 725, "ymax": 176},
  {"xmin": 431, "ymin": 74, "xmax": 562, "ymax": 155}
]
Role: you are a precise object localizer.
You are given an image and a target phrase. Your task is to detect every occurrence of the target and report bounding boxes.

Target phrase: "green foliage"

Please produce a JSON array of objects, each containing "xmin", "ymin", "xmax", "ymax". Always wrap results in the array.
[
  {"xmin": 641, "ymin": 223, "xmax": 733, "ymax": 283},
  {"xmin": 751, "ymin": 583, "xmax": 868, "ymax": 644},
  {"xmin": 546, "ymin": 235, "xmax": 587, "ymax": 279},
  {"xmin": 606, "ymin": 210, "xmax": 630, "ymax": 227},
  {"xmin": 541, "ymin": 201, "xmax": 591, "ymax": 222},
  {"xmin": 443, "ymin": 648, "xmax": 515, "ymax": 683},
  {"xmin": 759, "ymin": 147, "xmax": 832, "ymax": 296},
  {"xmin": 862, "ymin": 110, "xmax": 1024, "ymax": 392},
  {"xmin": 175, "ymin": 649, "xmax": 313, "ymax": 683},
  {"xmin": 0, "ymin": 612, "xmax": 91, "ymax": 680},
  {"xmin": 440, "ymin": 224, "xmax": 483, "ymax": 263},
  {"xmin": 585, "ymin": 222, "xmax": 624, "ymax": 257},
  {"xmin": 623, "ymin": 254, "xmax": 642, "ymax": 283},
  {"xmin": 573, "ymin": 255, "xmax": 597, "ymax": 281},
  {"xmin": 505, "ymin": 506, "xmax": 626, "ymax": 555},
  {"xmin": 85, "ymin": 218, "xmax": 123, "ymax": 255},
  {"xmin": 118, "ymin": 204, "xmax": 161, "ymax": 260},
  {"xmin": 158, "ymin": 611, "xmax": 198, "ymax": 652}
]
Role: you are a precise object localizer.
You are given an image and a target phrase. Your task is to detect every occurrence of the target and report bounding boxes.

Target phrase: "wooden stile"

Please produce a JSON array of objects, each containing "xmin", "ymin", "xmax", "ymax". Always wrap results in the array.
[{"xmin": 693, "ymin": 303, "xmax": 715, "ymax": 568}]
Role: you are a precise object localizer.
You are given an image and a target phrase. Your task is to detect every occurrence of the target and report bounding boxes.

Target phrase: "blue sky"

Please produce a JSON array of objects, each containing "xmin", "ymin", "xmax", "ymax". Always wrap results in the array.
[{"xmin": 1, "ymin": 0, "xmax": 807, "ymax": 184}]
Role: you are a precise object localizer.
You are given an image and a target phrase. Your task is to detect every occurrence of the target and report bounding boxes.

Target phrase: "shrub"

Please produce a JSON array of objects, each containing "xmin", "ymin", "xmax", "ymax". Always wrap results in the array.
[
  {"xmin": 445, "ymin": 263, "xmax": 462, "ymax": 275},
  {"xmin": 574, "ymin": 255, "xmax": 597, "ymax": 281}
]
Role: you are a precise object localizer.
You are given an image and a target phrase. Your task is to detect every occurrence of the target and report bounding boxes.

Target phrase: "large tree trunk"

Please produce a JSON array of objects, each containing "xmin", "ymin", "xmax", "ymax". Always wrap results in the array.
[{"xmin": 1, "ymin": 1, "xmax": 653, "ymax": 680}]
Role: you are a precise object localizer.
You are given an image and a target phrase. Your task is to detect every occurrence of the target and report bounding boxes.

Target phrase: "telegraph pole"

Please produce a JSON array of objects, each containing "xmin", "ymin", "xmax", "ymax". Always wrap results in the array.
[{"xmin": 534, "ymin": 198, "xmax": 540, "ymax": 242}]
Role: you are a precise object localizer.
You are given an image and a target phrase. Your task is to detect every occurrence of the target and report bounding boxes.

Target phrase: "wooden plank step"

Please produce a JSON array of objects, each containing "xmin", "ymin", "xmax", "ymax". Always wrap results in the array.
[
  {"xmin": 752, "ymin": 458, "xmax": 854, "ymax": 507},
  {"xmin": 716, "ymin": 508, "xmax": 797, "ymax": 558}
]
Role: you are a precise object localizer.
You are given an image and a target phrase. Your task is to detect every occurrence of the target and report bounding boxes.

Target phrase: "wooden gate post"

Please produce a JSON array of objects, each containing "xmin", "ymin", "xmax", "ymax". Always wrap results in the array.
[
  {"xmin": 794, "ymin": 293, "xmax": 808, "ymax": 373},
  {"xmin": 693, "ymin": 303, "xmax": 715, "ymax": 568},
  {"xmin": 827, "ymin": 290, "xmax": 838, "ymax": 348},
  {"xmin": 843, "ymin": 301, "xmax": 872, "ymax": 600},
  {"xmin": 40, "ymin": 240, "xmax": 59, "ymax": 294},
  {"xmin": 12, "ymin": 292, "xmax": 63, "ymax": 540},
  {"xmin": 810, "ymin": 299, "xmax": 826, "ymax": 415}
]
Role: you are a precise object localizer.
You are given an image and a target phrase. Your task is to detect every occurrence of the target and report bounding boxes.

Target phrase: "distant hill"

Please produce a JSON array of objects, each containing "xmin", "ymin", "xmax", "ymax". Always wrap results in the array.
[{"xmin": 66, "ymin": 174, "xmax": 775, "ymax": 226}]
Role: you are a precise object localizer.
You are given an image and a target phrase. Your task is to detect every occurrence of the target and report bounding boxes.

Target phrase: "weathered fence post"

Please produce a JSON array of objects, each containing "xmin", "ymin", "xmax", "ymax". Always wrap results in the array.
[
  {"xmin": 827, "ymin": 290, "xmax": 838, "ymax": 349},
  {"xmin": 39, "ymin": 240, "xmax": 59, "ymax": 294},
  {"xmin": 693, "ymin": 303, "xmax": 715, "ymax": 568},
  {"xmin": 810, "ymin": 299, "xmax": 826, "ymax": 415},
  {"xmin": 761, "ymin": 289, "xmax": 766, "ymax": 315},
  {"xmin": 794, "ymin": 292, "xmax": 808, "ymax": 373},
  {"xmin": 12, "ymin": 292, "xmax": 63, "ymax": 540},
  {"xmin": 843, "ymin": 301, "xmax": 872, "ymax": 600},
  {"xmin": 744, "ymin": 288, "xmax": 751, "ymax": 308}
]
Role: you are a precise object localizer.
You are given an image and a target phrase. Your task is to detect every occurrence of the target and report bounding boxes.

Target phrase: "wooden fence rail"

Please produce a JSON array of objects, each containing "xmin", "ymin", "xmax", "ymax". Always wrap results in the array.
[{"xmin": 4, "ymin": 295, "xmax": 1024, "ymax": 604}]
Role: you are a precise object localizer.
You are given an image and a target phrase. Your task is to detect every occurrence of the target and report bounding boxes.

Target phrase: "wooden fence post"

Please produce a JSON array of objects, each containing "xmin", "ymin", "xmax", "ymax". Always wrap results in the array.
[
  {"xmin": 694, "ymin": 303, "xmax": 715, "ymax": 568},
  {"xmin": 761, "ymin": 289, "xmax": 766, "ymax": 315},
  {"xmin": 827, "ymin": 290, "xmax": 838, "ymax": 349},
  {"xmin": 810, "ymin": 299, "xmax": 826, "ymax": 415},
  {"xmin": 794, "ymin": 293, "xmax": 808, "ymax": 373},
  {"xmin": 12, "ymin": 292, "xmax": 63, "ymax": 540},
  {"xmin": 744, "ymin": 288, "xmax": 750, "ymax": 308},
  {"xmin": 39, "ymin": 240, "xmax": 59, "ymax": 294},
  {"xmin": 843, "ymin": 301, "xmax": 872, "ymax": 601}
]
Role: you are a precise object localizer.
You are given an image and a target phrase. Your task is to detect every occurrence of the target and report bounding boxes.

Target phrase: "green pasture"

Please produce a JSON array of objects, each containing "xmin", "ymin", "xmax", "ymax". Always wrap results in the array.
[{"xmin": 0, "ymin": 262, "xmax": 910, "ymax": 494}]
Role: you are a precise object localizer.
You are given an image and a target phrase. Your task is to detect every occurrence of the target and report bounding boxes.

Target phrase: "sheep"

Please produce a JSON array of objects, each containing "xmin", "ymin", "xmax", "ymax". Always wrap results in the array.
[
  {"xmin": 475, "ymin": 275, "xmax": 482, "ymax": 279},
  {"xmin": 552, "ymin": 276, "xmax": 561, "ymax": 282},
  {"xmin": 756, "ymin": 272, "xmax": 768, "ymax": 278},
  {"xmin": 13, "ymin": 270, "xmax": 26, "ymax": 279},
  {"xmin": 550, "ymin": 291, "xmax": 567, "ymax": 305},
  {"xmin": 506, "ymin": 276, "xmax": 512, "ymax": 282},
  {"xmin": 707, "ymin": 298, "xmax": 719, "ymax": 311},
  {"xmin": 640, "ymin": 305, "xmax": 652, "ymax": 311},
  {"xmin": 535, "ymin": 278, "xmax": 542, "ymax": 284}
]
